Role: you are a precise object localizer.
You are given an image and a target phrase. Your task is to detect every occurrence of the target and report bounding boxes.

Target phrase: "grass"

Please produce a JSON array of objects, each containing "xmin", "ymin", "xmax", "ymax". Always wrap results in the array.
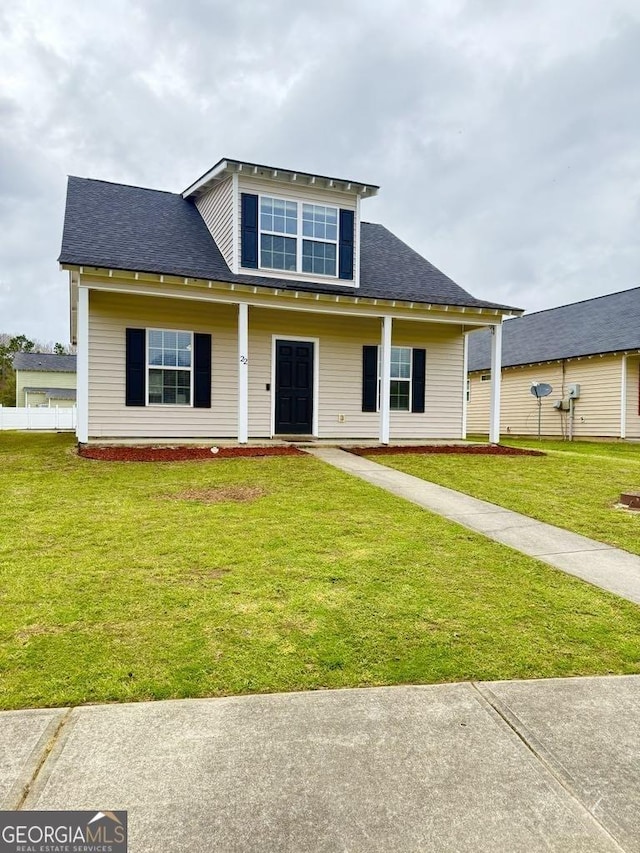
[
  {"xmin": 370, "ymin": 437, "xmax": 640, "ymax": 555},
  {"xmin": 1, "ymin": 432, "xmax": 640, "ymax": 711}
]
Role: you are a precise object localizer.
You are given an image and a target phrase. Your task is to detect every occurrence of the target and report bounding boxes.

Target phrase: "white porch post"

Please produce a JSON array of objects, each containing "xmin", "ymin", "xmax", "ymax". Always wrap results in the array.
[
  {"xmin": 238, "ymin": 302, "xmax": 249, "ymax": 444},
  {"xmin": 379, "ymin": 315, "xmax": 392, "ymax": 445},
  {"xmin": 461, "ymin": 332, "xmax": 469, "ymax": 440},
  {"xmin": 620, "ymin": 354, "xmax": 628, "ymax": 439},
  {"xmin": 76, "ymin": 286, "xmax": 89, "ymax": 444},
  {"xmin": 489, "ymin": 322, "xmax": 502, "ymax": 444}
]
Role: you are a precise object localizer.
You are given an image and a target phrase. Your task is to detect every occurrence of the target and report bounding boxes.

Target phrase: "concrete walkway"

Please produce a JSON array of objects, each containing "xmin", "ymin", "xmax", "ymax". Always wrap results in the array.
[
  {"xmin": 308, "ymin": 447, "xmax": 640, "ymax": 605},
  {"xmin": 2, "ymin": 676, "xmax": 640, "ymax": 851}
]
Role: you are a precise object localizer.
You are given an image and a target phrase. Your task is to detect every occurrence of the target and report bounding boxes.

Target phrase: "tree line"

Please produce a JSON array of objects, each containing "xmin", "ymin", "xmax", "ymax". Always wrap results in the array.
[{"xmin": 0, "ymin": 334, "xmax": 75, "ymax": 406}]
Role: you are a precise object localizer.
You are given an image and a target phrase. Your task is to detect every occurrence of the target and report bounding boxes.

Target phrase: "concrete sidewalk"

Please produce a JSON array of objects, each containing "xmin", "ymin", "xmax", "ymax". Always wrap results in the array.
[
  {"xmin": 2, "ymin": 676, "xmax": 640, "ymax": 851},
  {"xmin": 308, "ymin": 447, "xmax": 640, "ymax": 605}
]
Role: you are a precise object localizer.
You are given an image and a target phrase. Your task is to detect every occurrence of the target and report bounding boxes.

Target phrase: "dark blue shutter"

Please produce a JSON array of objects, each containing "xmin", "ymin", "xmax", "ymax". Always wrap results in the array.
[
  {"xmin": 193, "ymin": 333, "xmax": 212, "ymax": 408},
  {"xmin": 241, "ymin": 193, "xmax": 258, "ymax": 269},
  {"xmin": 412, "ymin": 349, "xmax": 426, "ymax": 413},
  {"xmin": 125, "ymin": 328, "xmax": 146, "ymax": 406},
  {"xmin": 339, "ymin": 209, "xmax": 354, "ymax": 280},
  {"xmin": 362, "ymin": 346, "xmax": 378, "ymax": 412}
]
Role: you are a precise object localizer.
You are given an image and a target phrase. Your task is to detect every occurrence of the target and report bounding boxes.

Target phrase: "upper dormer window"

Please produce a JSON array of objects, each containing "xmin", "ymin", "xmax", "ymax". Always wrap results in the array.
[
  {"xmin": 259, "ymin": 196, "xmax": 338, "ymax": 277},
  {"xmin": 240, "ymin": 192, "xmax": 355, "ymax": 281}
]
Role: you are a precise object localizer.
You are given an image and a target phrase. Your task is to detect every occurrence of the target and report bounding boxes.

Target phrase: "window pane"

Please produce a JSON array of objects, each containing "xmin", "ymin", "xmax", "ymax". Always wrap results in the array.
[
  {"xmin": 148, "ymin": 330, "xmax": 162, "ymax": 348},
  {"xmin": 148, "ymin": 368, "xmax": 191, "ymax": 405},
  {"xmin": 261, "ymin": 234, "xmax": 297, "ymax": 270},
  {"xmin": 261, "ymin": 196, "xmax": 297, "ymax": 235},
  {"xmin": 391, "ymin": 347, "xmax": 411, "ymax": 379},
  {"xmin": 148, "ymin": 347, "xmax": 163, "ymax": 366},
  {"xmin": 302, "ymin": 240, "xmax": 336, "ymax": 276},
  {"xmin": 162, "ymin": 330, "xmax": 177, "ymax": 350},
  {"xmin": 390, "ymin": 380, "xmax": 410, "ymax": 411},
  {"xmin": 302, "ymin": 204, "xmax": 338, "ymax": 247}
]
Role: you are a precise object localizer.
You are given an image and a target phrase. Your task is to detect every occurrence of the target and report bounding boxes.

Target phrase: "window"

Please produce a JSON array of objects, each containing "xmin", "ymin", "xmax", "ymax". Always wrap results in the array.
[
  {"xmin": 259, "ymin": 196, "xmax": 338, "ymax": 276},
  {"xmin": 147, "ymin": 330, "xmax": 192, "ymax": 405},
  {"xmin": 480, "ymin": 374, "xmax": 491, "ymax": 382},
  {"xmin": 466, "ymin": 378, "xmax": 471, "ymax": 402},
  {"xmin": 379, "ymin": 346, "xmax": 412, "ymax": 411}
]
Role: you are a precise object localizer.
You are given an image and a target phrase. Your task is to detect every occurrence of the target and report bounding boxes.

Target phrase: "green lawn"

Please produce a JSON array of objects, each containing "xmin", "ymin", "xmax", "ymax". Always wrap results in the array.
[
  {"xmin": 1, "ymin": 432, "xmax": 640, "ymax": 711},
  {"xmin": 371, "ymin": 438, "xmax": 640, "ymax": 555}
]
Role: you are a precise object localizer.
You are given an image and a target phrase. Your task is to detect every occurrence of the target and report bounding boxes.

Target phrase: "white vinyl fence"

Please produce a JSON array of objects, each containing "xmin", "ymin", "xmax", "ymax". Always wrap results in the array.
[{"xmin": 0, "ymin": 405, "xmax": 77, "ymax": 431}]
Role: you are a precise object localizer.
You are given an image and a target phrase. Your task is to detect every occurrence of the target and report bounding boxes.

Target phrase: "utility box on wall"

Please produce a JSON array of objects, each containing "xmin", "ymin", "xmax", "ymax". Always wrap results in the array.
[{"xmin": 567, "ymin": 383, "xmax": 581, "ymax": 399}]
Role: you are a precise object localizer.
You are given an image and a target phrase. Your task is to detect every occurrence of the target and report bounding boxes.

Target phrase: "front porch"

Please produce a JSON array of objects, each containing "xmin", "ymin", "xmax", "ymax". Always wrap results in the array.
[{"xmin": 73, "ymin": 271, "xmax": 505, "ymax": 444}]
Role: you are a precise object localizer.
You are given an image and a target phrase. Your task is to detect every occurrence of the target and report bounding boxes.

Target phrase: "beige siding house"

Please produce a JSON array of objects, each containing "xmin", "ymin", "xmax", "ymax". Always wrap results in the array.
[
  {"xmin": 60, "ymin": 157, "xmax": 520, "ymax": 444},
  {"xmin": 467, "ymin": 288, "xmax": 640, "ymax": 439},
  {"xmin": 13, "ymin": 353, "xmax": 77, "ymax": 408}
]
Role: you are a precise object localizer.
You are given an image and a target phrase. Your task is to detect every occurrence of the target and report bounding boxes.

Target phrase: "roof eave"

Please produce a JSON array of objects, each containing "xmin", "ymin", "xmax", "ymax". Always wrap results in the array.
[
  {"xmin": 182, "ymin": 158, "xmax": 380, "ymax": 200},
  {"xmin": 64, "ymin": 263, "xmax": 522, "ymax": 318}
]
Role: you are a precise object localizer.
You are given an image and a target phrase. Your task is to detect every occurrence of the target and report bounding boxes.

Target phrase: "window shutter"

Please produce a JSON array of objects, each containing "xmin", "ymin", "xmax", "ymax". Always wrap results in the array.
[
  {"xmin": 125, "ymin": 328, "xmax": 146, "ymax": 406},
  {"xmin": 338, "ymin": 209, "xmax": 354, "ymax": 280},
  {"xmin": 193, "ymin": 333, "xmax": 212, "ymax": 408},
  {"xmin": 362, "ymin": 345, "xmax": 378, "ymax": 412},
  {"xmin": 241, "ymin": 193, "xmax": 258, "ymax": 269},
  {"xmin": 412, "ymin": 348, "xmax": 426, "ymax": 413}
]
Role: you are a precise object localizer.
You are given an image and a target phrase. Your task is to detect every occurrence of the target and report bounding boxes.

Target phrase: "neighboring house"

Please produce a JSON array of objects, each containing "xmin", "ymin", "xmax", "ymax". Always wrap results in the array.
[
  {"xmin": 59, "ymin": 157, "xmax": 521, "ymax": 444},
  {"xmin": 467, "ymin": 287, "xmax": 640, "ymax": 439},
  {"xmin": 13, "ymin": 352, "xmax": 77, "ymax": 408}
]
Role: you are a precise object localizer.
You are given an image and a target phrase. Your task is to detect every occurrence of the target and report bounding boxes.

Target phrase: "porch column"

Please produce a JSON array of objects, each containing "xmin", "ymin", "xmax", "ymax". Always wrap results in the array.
[
  {"xmin": 461, "ymin": 331, "xmax": 469, "ymax": 440},
  {"xmin": 489, "ymin": 322, "xmax": 502, "ymax": 444},
  {"xmin": 237, "ymin": 302, "xmax": 249, "ymax": 444},
  {"xmin": 76, "ymin": 286, "xmax": 89, "ymax": 444},
  {"xmin": 620, "ymin": 354, "xmax": 628, "ymax": 439},
  {"xmin": 379, "ymin": 315, "xmax": 392, "ymax": 445}
]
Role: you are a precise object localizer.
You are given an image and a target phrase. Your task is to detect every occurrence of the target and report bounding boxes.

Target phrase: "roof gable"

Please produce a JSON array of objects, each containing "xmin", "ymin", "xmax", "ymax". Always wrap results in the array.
[
  {"xmin": 59, "ymin": 176, "xmax": 519, "ymax": 312},
  {"xmin": 468, "ymin": 287, "xmax": 640, "ymax": 371}
]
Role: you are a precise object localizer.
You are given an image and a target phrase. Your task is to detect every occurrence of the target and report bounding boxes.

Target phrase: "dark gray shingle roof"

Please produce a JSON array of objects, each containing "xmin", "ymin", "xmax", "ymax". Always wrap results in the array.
[
  {"xmin": 59, "ymin": 177, "xmax": 519, "ymax": 312},
  {"xmin": 468, "ymin": 287, "xmax": 640, "ymax": 372},
  {"xmin": 13, "ymin": 353, "xmax": 77, "ymax": 372}
]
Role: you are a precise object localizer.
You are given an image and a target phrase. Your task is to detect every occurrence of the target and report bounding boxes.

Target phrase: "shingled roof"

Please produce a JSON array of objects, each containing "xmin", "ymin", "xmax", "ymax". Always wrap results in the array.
[
  {"xmin": 13, "ymin": 353, "xmax": 77, "ymax": 372},
  {"xmin": 59, "ymin": 177, "xmax": 519, "ymax": 313},
  {"xmin": 468, "ymin": 287, "xmax": 640, "ymax": 372}
]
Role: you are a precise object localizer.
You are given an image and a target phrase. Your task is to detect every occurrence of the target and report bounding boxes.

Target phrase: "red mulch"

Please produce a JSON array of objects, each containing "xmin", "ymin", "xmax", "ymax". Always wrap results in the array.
[
  {"xmin": 346, "ymin": 444, "xmax": 545, "ymax": 457},
  {"xmin": 78, "ymin": 444, "xmax": 306, "ymax": 462}
]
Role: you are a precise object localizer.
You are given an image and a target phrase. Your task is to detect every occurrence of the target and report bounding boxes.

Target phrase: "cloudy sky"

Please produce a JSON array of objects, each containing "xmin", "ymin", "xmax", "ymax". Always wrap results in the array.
[{"xmin": 1, "ymin": 0, "xmax": 640, "ymax": 343}]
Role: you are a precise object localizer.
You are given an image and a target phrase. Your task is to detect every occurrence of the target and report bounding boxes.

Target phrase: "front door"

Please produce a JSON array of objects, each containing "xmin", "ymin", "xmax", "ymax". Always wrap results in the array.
[{"xmin": 275, "ymin": 340, "xmax": 314, "ymax": 434}]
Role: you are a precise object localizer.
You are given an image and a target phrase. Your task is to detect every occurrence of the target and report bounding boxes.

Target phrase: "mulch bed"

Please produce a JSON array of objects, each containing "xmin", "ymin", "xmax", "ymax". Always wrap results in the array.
[
  {"xmin": 78, "ymin": 445, "xmax": 306, "ymax": 462},
  {"xmin": 346, "ymin": 444, "xmax": 545, "ymax": 457}
]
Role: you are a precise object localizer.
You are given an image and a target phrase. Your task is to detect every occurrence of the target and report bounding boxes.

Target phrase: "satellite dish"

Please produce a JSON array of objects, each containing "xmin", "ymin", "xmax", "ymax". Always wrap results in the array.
[{"xmin": 530, "ymin": 383, "xmax": 552, "ymax": 398}]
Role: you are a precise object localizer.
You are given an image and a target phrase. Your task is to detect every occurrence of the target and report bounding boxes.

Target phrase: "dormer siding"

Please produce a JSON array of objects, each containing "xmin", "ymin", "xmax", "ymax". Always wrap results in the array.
[{"xmin": 195, "ymin": 176, "xmax": 235, "ymax": 270}]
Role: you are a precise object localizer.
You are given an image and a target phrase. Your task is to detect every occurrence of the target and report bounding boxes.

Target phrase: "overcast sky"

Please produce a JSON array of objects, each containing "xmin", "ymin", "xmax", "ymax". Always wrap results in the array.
[{"xmin": 1, "ymin": 0, "xmax": 640, "ymax": 343}]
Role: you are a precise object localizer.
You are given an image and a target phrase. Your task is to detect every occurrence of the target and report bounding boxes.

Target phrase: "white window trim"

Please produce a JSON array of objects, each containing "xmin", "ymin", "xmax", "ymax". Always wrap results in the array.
[
  {"xmin": 146, "ymin": 328, "xmax": 194, "ymax": 407},
  {"xmin": 377, "ymin": 345, "xmax": 413, "ymax": 413},
  {"xmin": 258, "ymin": 193, "xmax": 339, "ymax": 279},
  {"xmin": 270, "ymin": 335, "xmax": 320, "ymax": 437}
]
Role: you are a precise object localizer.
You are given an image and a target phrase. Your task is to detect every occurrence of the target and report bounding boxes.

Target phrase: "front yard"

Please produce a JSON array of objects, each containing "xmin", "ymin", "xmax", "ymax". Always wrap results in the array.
[
  {"xmin": 372, "ymin": 438, "xmax": 640, "ymax": 555},
  {"xmin": 1, "ymin": 432, "xmax": 640, "ymax": 711}
]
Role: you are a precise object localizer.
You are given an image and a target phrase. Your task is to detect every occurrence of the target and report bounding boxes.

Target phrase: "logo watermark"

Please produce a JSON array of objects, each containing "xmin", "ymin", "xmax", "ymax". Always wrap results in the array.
[{"xmin": 0, "ymin": 810, "xmax": 127, "ymax": 853}]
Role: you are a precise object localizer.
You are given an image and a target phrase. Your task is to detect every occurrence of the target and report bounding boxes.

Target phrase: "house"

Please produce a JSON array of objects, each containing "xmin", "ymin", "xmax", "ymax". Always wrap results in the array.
[
  {"xmin": 13, "ymin": 352, "xmax": 77, "ymax": 408},
  {"xmin": 467, "ymin": 287, "xmax": 640, "ymax": 439},
  {"xmin": 58, "ymin": 157, "xmax": 521, "ymax": 444}
]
